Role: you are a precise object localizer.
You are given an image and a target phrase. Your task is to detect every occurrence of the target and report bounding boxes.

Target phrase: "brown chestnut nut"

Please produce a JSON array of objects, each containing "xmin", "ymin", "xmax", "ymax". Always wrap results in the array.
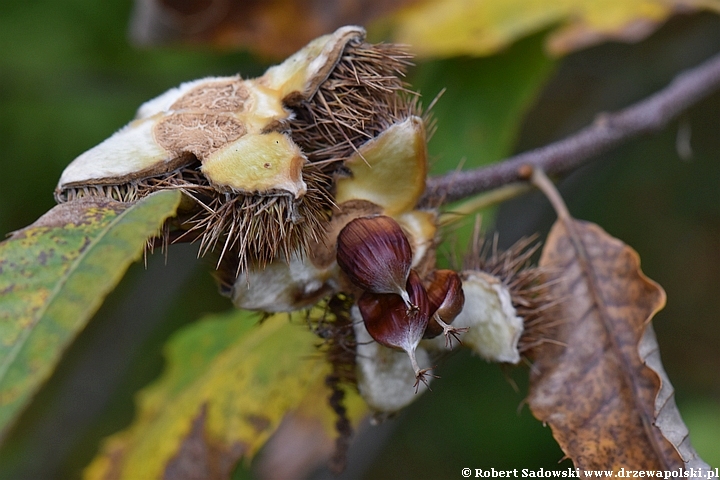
[
  {"xmin": 358, "ymin": 270, "xmax": 433, "ymax": 389},
  {"xmin": 336, "ymin": 215, "xmax": 414, "ymax": 308}
]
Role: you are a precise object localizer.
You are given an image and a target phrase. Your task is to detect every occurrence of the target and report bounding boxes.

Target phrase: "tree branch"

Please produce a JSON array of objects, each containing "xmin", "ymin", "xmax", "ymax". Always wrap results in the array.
[{"xmin": 421, "ymin": 49, "xmax": 720, "ymax": 207}]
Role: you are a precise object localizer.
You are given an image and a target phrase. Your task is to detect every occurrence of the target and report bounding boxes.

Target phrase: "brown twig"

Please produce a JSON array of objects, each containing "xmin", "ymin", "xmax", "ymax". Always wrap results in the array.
[{"xmin": 421, "ymin": 49, "xmax": 720, "ymax": 207}]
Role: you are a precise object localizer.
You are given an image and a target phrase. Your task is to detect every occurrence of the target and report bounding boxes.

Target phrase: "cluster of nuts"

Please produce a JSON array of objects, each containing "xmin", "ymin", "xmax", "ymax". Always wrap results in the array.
[
  {"xmin": 337, "ymin": 215, "xmax": 468, "ymax": 386},
  {"xmin": 336, "ymin": 215, "xmax": 466, "ymax": 388}
]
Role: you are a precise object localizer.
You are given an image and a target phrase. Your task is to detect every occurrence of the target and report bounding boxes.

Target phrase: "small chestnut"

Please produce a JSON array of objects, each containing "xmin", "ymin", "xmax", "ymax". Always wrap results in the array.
[{"xmin": 423, "ymin": 269, "xmax": 468, "ymax": 348}]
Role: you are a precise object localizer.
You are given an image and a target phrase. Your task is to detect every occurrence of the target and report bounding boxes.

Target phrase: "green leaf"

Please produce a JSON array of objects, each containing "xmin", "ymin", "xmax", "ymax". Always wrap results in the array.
[
  {"xmin": 84, "ymin": 310, "xmax": 336, "ymax": 480},
  {"xmin": 414, "ymin": 33, "xmax": 555, "ymax": 174},
  {"xmin": 412, "ymin": 33, "xmax": 556, "ymax": 257},
  {"xmin": 0, "ymin": 190, "xmax": 181, "ymax": 440}
]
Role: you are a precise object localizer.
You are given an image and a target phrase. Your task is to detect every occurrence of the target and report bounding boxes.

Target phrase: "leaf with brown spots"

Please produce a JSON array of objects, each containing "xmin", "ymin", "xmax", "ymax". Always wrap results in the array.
[
  {"xmin": 0, "ymin": 191, "xmax": 181, "ymax": 442},
  {"xmin": 527, "ymin": 170, "xmax": 711, "ymax": 474},
  {"xmin": 84, "ymin": 309, "xmax": 341, "ymax": 480}
]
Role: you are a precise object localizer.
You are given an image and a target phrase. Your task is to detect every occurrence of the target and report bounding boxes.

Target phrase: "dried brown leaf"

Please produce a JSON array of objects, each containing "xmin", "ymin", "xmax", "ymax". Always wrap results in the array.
[
  {"xmin": 129, "ymin": 0, "xmax": 419, "ymax": 57},
  {"xmin": 528, "ymin": 214, "xmax": 711, "ymax": 474}
]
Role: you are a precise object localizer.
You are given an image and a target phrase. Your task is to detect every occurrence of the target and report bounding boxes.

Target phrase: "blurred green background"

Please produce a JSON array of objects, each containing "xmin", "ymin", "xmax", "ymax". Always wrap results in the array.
[{"xmin": 1, "ymin": 0, "xmax": 719, "ymax": 478}]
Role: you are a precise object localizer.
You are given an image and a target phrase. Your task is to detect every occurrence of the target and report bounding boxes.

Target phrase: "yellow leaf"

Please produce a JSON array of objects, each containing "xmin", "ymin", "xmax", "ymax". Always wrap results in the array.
[
  {"xmin": 386, "ymin": 0, "xmax": 720, "ymax": 57},
  {"xmin": 85, "ymin": 312, "xmax": 333, "ymax": 480}
]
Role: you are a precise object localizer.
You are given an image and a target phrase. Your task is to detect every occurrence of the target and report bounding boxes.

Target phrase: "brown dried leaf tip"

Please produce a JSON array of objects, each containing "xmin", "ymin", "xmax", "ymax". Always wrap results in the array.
[{"xmin": 54, "ymin": 26, "xmax": 419, "ymax": 276}]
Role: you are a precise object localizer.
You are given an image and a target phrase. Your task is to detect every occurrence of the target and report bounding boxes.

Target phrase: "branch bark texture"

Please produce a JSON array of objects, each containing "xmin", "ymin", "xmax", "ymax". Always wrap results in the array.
[{"xmin": 422, "ymin": 49, "xmax": 720, "ymax": 206}]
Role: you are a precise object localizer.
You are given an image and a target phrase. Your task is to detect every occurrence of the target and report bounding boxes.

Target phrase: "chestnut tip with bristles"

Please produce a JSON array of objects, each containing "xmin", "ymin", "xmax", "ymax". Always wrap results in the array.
[
  {"xmin": 423, "ymin": 269, "xmax": 468, "ymax": 348},
  {"xmin": 357, "ymin": 269, "xmax": 433, "ymax": 389}
]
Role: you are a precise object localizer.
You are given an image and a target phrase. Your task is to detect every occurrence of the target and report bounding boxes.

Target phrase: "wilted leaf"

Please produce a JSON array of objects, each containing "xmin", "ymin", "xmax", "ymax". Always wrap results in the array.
[
  {"xmin": 0, "ymin": 191, "xmax": 181, "ymax": 441},
  {"xmin": 388, "ymin": 0, "xmax": 720, "ymax": 57},
  {"xmin": 529, "ymin": 209, "xmax": 711, "ymax": 471},
  {"xmin": 84, "ymin": 310, "xmax": 344, "ymax": 480},
  {"xmin": 129, "ymin": 0, "xmax": 420, "ymax": 57}
]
